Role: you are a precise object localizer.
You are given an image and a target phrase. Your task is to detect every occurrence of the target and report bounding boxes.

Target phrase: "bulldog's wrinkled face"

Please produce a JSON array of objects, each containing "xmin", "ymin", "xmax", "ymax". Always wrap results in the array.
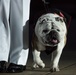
[{"xmin": 35, "ymin": 13, "xmax": 67, "ymax": 46}]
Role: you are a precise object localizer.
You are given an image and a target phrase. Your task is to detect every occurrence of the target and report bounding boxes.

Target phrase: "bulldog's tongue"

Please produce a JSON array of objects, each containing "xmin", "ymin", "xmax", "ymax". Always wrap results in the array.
[{"xmin": 52, "ymin": 39, "xmax": 58, "ymax": 43}]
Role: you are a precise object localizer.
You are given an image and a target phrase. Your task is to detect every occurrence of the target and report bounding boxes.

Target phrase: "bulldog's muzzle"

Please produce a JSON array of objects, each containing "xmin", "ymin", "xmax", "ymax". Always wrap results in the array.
[{"xmin": 45, "ymin": 30, "xmax": 60, "ymax": 45}]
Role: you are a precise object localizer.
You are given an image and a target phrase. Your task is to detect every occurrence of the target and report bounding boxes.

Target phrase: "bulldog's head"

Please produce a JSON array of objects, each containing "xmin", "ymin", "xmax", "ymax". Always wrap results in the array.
[{"xmin": 35, "ymin": 13, "xmax": 67, "ymax": 46}]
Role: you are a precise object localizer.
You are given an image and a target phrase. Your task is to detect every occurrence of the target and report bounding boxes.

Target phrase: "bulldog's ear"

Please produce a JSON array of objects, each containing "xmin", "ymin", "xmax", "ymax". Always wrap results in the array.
[
  {"xmin": 59, "ymin": 11, "xmax": 71, "ymax": 28},
  {"xmin": 53, "ymin": 9, "xmax": 71, "ymax": 28}
]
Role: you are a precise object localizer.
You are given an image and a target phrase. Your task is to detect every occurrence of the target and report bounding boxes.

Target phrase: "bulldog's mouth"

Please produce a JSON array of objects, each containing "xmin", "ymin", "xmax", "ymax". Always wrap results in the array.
[
  {"xmin": 41, "ymin": 30, "xmax": 60, "ymax": 46},
  {"xmin": 43, "ymin": 38, "xmax": 59, "ymax": 46},
  {"xmin": 49, "ymin": 39, "xmax": 59, "ymax": 44}
]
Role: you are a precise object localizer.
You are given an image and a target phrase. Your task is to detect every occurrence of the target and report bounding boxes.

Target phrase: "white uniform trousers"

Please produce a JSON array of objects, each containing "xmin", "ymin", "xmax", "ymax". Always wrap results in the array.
[{"xmin": 0, "ymin": 0, "xmax": 30, "ymax": 65}]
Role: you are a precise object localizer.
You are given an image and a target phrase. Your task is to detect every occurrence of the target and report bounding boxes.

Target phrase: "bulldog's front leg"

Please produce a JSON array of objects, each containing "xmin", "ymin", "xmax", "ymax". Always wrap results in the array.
[
  {"xmin": 32, "ymin": 50, "xmax": 45, "ymax": 68},
  {"xmin": 50, "ymin": 41, "xmax": 65, "ymax": 72}
]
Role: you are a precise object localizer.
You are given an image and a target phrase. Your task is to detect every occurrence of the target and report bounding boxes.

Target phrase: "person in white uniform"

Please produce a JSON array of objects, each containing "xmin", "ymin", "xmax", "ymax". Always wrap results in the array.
[{"xmin": 0, "ymin": 0, "xmax": 30, "ymax": 73}]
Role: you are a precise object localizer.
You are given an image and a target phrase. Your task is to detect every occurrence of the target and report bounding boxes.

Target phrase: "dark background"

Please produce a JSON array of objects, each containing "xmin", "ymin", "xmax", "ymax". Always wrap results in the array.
[{"xmin": 29, "ymin": 0, "xmax": 76, "ymax": 51}]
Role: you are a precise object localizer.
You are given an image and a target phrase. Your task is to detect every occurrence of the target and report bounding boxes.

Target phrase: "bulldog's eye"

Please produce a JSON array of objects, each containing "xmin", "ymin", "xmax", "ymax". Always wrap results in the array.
[
  {"xmin": 55, "ymin": 17, "xmax": 60, "ymax": 21},
  {"xmin": 40, "ymin": 19, "xmax": 46, "ymax": 24},
  {"xmin": 55, "ymin": 17, "xmax": 63, "ymax": 22},
  {"xmin": 60, "ymin": 18, "xmax": 63, "ymax": 22},
  {"xmin": 43, "ymin": 29, "xmax": 49, "ymax": 33},
  {"xmin": 57, "ymin": 29, "xmax": 60, "ymax": 32},
  {"xmin": 41, "ymin": 19, "xmax": 46, "ymax": 23}
]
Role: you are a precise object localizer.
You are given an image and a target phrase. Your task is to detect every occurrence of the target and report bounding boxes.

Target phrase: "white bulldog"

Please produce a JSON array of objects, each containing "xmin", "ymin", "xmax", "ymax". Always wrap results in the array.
[{"xmin": 32, "ymin": 13, "xmax": 67, "ymax": 72}]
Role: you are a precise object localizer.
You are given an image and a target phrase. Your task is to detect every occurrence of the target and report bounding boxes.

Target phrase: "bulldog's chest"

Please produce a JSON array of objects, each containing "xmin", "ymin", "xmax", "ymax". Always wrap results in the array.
[
  {"xmin": 37, "ymin": 42, "xmax": 57, "ymax": 54},
  {"xmin": 45, "ymin": 46, "xmax": 57, "ymax": 55}
]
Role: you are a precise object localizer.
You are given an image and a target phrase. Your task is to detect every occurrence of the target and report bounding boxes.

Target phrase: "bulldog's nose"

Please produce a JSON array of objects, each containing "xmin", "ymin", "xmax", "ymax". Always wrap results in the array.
[
  {"xmin": 49, "ymin": 30, "xmax": 57, "ymax": 36},
  {"xmin": 48, "ymin": 30, "xmax": 60, "ymax": 44},
  {"xmin": 49, "ymin": 30, "xmax": 58, "ymax": 40}
]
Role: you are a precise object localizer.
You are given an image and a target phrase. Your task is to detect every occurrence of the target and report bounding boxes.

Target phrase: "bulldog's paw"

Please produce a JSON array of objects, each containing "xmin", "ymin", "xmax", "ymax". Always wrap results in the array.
[
  {"xmin": 32, "ymin": 63, "xmax": 39, "ymax": 69},
  {"xmin": 50, "ymin": 67, "xmax": 60, "ymax": 72},
  {"xmin": 38, "ymin": 62, "xmax": 45, "ymax": 68},
  {"xmin": 32, "ymin": 62, "xmax": 45, "ymax": 69}
]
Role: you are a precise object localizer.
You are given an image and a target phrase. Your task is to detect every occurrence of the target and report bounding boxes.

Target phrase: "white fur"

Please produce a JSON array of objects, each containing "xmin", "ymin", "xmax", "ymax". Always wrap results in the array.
[
  {"xmin": 50, "ymin": 40, "xmax": 65, "ymax": 72},
  {"xmin": 35, "ymin": 13, "xmax": 67, "ymax": 46},
  {"xmin": 32, "ymin": 40, "xmax": 65, "ymax": 71},
  {"xmin": 32, "ymin": 13, "xmax": 67, "ymax": 72},
  {"xmin": 32, "ymin": 50, "xmax": 45, "ymax": 68}
]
